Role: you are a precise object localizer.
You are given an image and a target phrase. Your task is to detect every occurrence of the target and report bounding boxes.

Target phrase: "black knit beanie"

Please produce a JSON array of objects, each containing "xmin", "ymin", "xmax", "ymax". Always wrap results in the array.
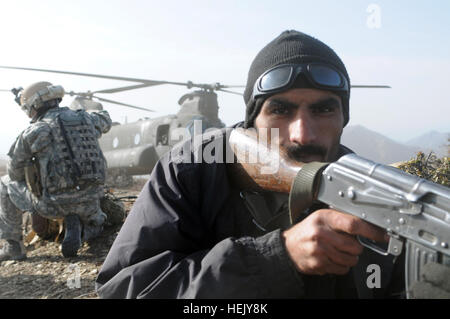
[{"xmin": 244, "ymin": 30, "xmax": 351, "ymax": 128}]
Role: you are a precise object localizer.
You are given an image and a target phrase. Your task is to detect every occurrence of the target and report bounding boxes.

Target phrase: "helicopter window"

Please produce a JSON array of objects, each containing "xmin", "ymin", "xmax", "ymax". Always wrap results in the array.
[
  {"xmin": 134, "ymin": 134, "xmax": 141, "ymax": 145},
  {"xmin": 156, "ymin": 124, "xmax": 170, "ymax": 146},
  {"xmin": 113, "ymin": 137, "xmax": 119, "ymax": 149}
]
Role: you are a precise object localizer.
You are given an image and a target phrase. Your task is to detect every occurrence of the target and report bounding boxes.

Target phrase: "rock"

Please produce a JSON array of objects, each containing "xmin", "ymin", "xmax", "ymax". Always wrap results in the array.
[
  {"xmin": 101, "ymin": 194, "xmax": 126, "ymax": 226},
  {"xmin": 3, "ymin": 260, "xmax": 16, "ymax": 267}
]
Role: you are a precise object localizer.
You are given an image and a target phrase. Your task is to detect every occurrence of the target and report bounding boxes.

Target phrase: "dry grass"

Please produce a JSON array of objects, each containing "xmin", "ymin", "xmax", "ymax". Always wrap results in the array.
[{"xmin": 395, "ymin": 152, "xmax": 449, "ymax": 187}]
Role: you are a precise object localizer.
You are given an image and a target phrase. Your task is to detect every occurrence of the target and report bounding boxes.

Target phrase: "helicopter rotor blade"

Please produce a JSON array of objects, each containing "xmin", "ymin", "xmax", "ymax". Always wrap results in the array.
[
  {"xmin": 92, "ymin": 83, "xmax": 160, "ymax": 94},
  {"xmin": 216, "ymin": 88, "xmax": 243, "ymax": 96},
  {"xmin": 0, "ymin": 66, "xmax": 249, "ymax": 93},
  {"xmin": 218, "ymin": 85, "xmax": 246, "ymax": 89},
  {"xmin": 0, "ymin": 89, "xmax": 12, "ymax": 92},
  {"xmin": 0, "ymin": 65, "xmax": 187, "ymax": 87},
  {"xmin": 65, "ymin": 90, "xmax": 93, "ymax": 97},
  {"xmin": 351, "ymin": 85, "xmax": 391, "ymax": 88},
  {"xmin": 92, "ymin": 96, "xmax": 155, "ymax": 112},
  {"xmin": 0, "ymin": 66, "xmax": 390, "ymax": 91}
]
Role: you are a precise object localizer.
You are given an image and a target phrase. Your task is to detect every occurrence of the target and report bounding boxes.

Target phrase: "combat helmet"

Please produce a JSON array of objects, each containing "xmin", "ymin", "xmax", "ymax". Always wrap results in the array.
[{"xmin": 19, "ymin": 81, "xmax": 65, "ymax": 117}]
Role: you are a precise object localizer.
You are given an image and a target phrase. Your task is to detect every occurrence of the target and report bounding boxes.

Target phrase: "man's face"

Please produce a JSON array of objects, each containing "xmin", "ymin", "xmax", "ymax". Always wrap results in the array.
[{"xmin": 254, "ymin": 88, "xmax": 344, "ymax": 163}]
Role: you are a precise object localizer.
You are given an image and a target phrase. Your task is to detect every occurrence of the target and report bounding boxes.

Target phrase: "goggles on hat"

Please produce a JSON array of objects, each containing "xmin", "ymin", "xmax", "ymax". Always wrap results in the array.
[{"xmin": 251, "ymin": 63, "xmax": 349, "ymax": 102}]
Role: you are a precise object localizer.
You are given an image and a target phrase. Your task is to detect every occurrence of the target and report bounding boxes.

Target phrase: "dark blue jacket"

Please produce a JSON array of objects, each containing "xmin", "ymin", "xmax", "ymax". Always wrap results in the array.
[{"xmin": 95, "ymin": 126, "xmax": 405, "ymax": 298}]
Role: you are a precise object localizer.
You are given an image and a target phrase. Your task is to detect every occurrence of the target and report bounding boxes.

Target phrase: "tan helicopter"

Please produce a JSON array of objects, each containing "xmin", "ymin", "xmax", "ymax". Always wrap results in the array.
[{"xmin": 0, "ymin": 66, "xmax": 390, "ymax": 186}]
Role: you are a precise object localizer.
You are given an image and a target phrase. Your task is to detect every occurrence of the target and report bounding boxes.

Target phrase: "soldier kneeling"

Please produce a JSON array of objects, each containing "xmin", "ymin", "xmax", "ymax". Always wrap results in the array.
[{"xmin": 0, "ymin": 81, "xmax": 112, "ymax": 260}]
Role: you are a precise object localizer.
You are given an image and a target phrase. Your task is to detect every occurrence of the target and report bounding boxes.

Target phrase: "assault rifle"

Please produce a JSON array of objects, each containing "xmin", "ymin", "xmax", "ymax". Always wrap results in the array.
[{"xmin": 227, "ymin": 127, "xmax": 450, "ymax": 298}]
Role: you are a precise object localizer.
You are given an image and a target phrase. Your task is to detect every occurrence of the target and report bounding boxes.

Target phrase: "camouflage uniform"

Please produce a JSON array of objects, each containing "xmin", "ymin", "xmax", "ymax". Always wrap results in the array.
[{"xmin": 0, "ymin": 106, "xmax": 112, "ymax": 242}]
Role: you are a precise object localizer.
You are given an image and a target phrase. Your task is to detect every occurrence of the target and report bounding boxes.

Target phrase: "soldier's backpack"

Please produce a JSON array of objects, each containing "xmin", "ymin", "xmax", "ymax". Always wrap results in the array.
[{"xmin": 43, "ymin": 109, "xmax": 106, "ymax": 195}]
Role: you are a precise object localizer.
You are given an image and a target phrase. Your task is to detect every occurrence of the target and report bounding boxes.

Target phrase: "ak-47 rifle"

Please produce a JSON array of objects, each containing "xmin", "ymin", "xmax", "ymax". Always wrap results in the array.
[{"xmin": 227, "ymin": 127, "xmax": 450, "ymax": 298}]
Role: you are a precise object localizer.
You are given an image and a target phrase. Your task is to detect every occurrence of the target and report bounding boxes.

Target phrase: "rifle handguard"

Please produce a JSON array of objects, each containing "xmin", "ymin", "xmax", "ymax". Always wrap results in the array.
[{"xmin": 289, "ymin": 161, "xmax": 329, "ymax": 224}]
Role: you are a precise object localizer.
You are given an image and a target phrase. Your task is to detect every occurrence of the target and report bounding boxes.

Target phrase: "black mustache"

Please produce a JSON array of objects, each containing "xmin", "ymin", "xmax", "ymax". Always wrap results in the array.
[{"xmin": 286, "ymin": 144, "xmax": 327, "ymax": 161}]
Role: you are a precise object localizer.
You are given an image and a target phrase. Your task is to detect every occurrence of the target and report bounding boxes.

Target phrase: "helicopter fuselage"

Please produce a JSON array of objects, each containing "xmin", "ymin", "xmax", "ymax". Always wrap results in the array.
[{"xmin": 99, "ymin": 115, "xmax": 179, "ymax": 177}]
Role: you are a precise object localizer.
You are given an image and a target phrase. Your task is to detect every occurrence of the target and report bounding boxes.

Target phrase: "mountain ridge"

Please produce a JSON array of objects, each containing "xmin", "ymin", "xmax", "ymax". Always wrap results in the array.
[{"xmin": 342, "ymin": 125, "xmax": 447, "ymax": 164}]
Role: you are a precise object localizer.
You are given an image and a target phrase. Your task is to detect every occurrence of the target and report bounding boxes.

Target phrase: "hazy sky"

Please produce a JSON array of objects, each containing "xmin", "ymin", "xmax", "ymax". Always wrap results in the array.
[{"xmin": 0, "ymin": 0, "xmax": 449, "ymax": 156}]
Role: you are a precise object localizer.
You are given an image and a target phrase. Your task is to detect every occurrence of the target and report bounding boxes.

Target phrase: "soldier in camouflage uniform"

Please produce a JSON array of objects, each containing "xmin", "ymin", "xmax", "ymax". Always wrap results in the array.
[{"xmin": 0, "ymin": 81, "xmax": 112, "ymax": 260}]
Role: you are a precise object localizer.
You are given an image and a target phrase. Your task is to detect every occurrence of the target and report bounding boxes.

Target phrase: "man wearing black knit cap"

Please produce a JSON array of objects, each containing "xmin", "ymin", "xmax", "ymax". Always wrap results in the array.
[
  {"xmin": 244, "ymin": 30, "xmax": 351, "ymax": 129},
  {"xmin": 242, "ymin": 31, "xmax": 392, "ymax": 279},
  {"xmin": 96, "ymin": 30, "xmax": 407, "ymax": 298}
]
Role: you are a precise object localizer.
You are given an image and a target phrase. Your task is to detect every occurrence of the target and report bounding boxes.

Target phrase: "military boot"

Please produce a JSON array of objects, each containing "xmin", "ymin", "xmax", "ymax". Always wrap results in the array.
[
  {"xmin": 61, "ymin": 214, "xmax": 82, "ymax": 258},
  {"xmin": 0, "ymin": 239, "xmax": 27, "ymax": 262}
]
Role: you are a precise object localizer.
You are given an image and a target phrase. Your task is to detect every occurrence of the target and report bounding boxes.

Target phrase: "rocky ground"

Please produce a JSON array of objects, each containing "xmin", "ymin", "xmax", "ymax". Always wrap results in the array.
[{"xmin": 0, "ymin": 178, "xmax": 147, "ymax": 299}]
